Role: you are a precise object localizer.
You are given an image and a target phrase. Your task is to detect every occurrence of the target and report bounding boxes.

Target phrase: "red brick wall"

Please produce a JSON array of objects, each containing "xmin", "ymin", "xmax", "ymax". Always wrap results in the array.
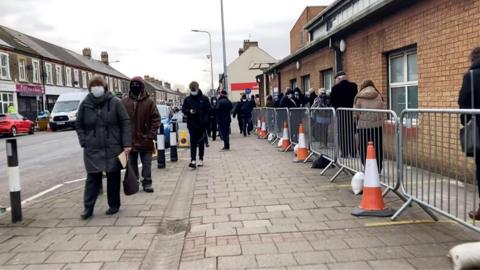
[{"xmin": 290, "ymin": 6, "xmax": 325, "ymax": 53}]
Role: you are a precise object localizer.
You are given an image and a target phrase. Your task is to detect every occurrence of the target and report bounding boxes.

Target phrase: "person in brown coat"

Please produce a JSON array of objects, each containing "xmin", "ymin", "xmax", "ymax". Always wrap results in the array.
[
  {"xmin": 122, "ymin": 76, "xmax": 161, "ymax": 193},
  {"xmin": 354, "ymin": 80, "xmax": 385, "ymax": 173}
]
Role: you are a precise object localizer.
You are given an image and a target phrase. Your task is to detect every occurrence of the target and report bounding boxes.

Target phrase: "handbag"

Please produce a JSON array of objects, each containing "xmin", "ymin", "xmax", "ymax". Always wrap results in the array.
[
  {"xmin": 460, "ymin": 70, "xmax": 480, "ymax": 157},
  {"xmin": 123, "ymin": 160, "xmax": 139, "ymax": 195}
]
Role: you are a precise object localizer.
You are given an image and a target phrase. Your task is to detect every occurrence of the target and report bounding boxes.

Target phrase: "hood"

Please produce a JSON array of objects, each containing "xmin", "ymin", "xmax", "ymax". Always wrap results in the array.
[
  {"xmin": 357, "ymin": 86, "xmax": 380, "ymax": 100},
  {"xmin": 471, "ymin": 59, "xmax": 480, "ymax": 70},
  {"xmin": 129, "ymin": 76, "xmax": 148, "ymax": 100}
]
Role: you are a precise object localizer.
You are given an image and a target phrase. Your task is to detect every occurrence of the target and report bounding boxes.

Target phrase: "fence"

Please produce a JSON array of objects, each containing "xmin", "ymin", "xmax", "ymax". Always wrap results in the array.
[{"xmin": 254, "ymin": 106, "xmax": 480, "ymax": 233}]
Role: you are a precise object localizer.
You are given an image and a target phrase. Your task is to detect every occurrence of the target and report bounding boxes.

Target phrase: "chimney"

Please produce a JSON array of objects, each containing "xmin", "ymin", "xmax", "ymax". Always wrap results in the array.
[
  {"xmin": 164, "ymin": 82, "xmax": 171, "ymax": 89},
  {"xmin": 158, "ymin": 81, "xmax": 163, "ymax": 86},
  {"xmin": 144, "ymin": 75, "xmax": 150, "ymax": 81},
  {"xmin": 82, "ymin": 48, "xmax": 92, "ymax": 59},
  {"xmin": 243, "ymin": 40, "xmax": 258, "ymax": 51},
  {"xmin": 238, "ymin": 48, "xmax": 245, "ymax": 56},
  {"xmin": 101, "ymin": 51, "xmax": 109, "ymax": 65}
]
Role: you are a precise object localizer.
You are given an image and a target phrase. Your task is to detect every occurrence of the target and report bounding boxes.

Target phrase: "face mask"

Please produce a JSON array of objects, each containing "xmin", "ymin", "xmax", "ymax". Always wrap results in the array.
[
  {"xmin": 91, "ymin": 86, "xmax": 105, "ymax": 98},
  {"xmin": 287, "ymin": 94, "xmax": 293, "ymax": 99},
  {"xmin": 130, "ymin": 85, "xmax": 142, "ymax": 96},
  {"xmin": 295, "ymin": 94, "xmax": 300, "ymax": 99},
  {"xmin": 213, "ymin": 101, "xmax": 217, "ymax": 105},
  {"xmin": 242, "ymin": 98, "xmax": 247, "ymax": 102},
  {"xmin": 191, "ymin": 90, "xmax": 198, "ymax": 96}
]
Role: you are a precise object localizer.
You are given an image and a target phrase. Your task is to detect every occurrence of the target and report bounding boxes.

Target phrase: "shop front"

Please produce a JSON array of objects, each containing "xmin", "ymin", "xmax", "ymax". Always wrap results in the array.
[
  {"xmin": 16, "ymin": 84, "xmax": 44, "ymax": 121},
  {"xmin": 0, "ymin": 82, "xmax": 16, "ymax": 114}
]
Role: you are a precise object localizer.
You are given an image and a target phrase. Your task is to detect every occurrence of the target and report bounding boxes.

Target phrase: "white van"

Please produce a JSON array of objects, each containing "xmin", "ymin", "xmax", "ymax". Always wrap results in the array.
[{"xmin": 49, "ymin": 92, "xmax": 88, "ymax": 131}]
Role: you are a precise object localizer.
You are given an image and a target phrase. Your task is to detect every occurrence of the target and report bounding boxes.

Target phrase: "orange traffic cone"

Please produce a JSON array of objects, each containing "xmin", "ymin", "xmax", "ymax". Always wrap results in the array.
[
  {"xmin": 255, "ymin": 118, "xmax": 261, "ymax": 134},
  {"xmin": 280, "ymin": 121, "xmax": 291, "ymax": 152},
  {"xmin": 294, "ymin": 123, "xmax": 309, "ymax": 162},
  {"xmin": 352, "ymin": 142, "xmax": 395, "ymax": 217},
  {"xmin": 259, "ymin": 117, "xmax": 268, "ymax": 139}
]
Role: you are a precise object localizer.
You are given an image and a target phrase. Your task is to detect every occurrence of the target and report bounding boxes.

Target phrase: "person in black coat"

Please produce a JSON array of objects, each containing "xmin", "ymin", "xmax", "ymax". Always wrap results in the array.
[
  {"xmin": 458, "ymin": 47, "xmax": 480, "ymax": 220},
  {"xmin": 293, "ymin": 87, "xmax": 306, "ymax": 107},
  {"xmin": 182, "ymin": 82, "xmax": 211, "ymax": 168},
  {"xmin": 330, "ymin": 71, "xmax": 358, "ymax": 158},
  {"xmin": 76, "ymin": 75, "xmax": 131, "ymax": 219},
  {"xmin": 216, "ymin": 90, "xmax": 233, "ymax": 150},
  {"xmin": 274, "ymin": 92, "xmax": 284, "ymax": 108},
  {"xmin": 279, "ymin": 89, "xmax": 298, "ymax": 108},
  {"xmin": 208, "ymin": 97, "xmax": 218, "ymax": 141},
  {"xmin": 233, "ymin": 94, "xmax": 253, "ymax": 136}
]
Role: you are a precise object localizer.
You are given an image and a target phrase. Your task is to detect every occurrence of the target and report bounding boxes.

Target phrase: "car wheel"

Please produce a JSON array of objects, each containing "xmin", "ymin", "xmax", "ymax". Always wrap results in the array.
[
  {"xmin": 29, "ymin": 125, "xmax": 35, "ymax": 135},
  {"xmin": 11, "ymin": 126, "xmax": 17, "ymax": 137}
]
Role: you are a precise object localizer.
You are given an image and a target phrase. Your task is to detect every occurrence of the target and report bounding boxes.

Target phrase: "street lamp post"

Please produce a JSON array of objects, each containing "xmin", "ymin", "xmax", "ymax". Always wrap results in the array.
[
  {"xmin": 191, "ymin": 30, "xmax": 214, "ymax": 95},
  {"xmin": 220, "ymin": 0, "xmax": 228, "ymax": 94}
]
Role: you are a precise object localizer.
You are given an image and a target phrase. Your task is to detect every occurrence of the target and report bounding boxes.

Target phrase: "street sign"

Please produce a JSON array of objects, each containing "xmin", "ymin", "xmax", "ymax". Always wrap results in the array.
[{"xmin": 245, "ymin": 88, "xmax": 252, "ymax": 95}]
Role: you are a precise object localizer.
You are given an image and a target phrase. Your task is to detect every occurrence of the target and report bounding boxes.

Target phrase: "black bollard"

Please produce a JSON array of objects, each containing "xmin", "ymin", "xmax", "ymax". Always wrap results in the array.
[
  {"xmin": 170, "ymin": 122, "xmax": 178, "ymax": 162},
  {"xmin": 157, "ymin": 123, "xmax": 166, "ymax": 169},
  {"xmin": 6, "ymin": 139, "xmax": 22, "ymax": 223}
]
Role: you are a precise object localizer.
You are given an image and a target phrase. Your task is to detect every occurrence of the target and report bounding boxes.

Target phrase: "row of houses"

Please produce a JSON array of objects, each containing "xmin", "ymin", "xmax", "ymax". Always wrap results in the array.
[{"xmin": 0, "ymin": 25, "xmax": 184, "ymax": 121}]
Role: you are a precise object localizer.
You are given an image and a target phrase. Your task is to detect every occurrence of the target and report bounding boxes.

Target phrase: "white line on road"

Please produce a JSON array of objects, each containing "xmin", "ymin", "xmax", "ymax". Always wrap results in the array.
[{"xmin": 64, "ymin": 178, "xmax": 87, "ymax": 184}]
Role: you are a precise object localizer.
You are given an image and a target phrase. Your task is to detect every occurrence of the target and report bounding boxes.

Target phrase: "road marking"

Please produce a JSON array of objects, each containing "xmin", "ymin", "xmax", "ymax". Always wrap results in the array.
[
  {"xmin": 64, "ymin": 178, "xmax": 86, "ymax": 184},
  {"xmin": 364, "ymin": 219, "xmax": 455, "ymax": 227}
]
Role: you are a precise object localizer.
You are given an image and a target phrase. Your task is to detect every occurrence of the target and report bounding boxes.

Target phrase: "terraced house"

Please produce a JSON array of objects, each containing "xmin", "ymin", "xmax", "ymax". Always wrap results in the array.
[{"xmin": 0, "ymin": 25, "xmax": 130, "ymax": 121}]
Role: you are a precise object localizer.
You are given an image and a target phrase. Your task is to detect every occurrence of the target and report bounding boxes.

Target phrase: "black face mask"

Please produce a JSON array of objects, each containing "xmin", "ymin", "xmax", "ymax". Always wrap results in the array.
[{"xmin": 130, "ymin": 85, "xmax": 142, "ymax": 96}]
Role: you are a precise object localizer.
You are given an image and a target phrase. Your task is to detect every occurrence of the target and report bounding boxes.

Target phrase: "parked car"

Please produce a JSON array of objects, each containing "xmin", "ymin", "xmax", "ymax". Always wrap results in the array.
[
  {"xmin": 0, "ymin": 113, "xmax": 35, "ymax": 137},
  {"xmin": 49, "ymin": 92, "xmax": 88, "ymax": 131},
  {"xmin": 156, "ymin": 104, "xmax": 176, "ymax": 147}
]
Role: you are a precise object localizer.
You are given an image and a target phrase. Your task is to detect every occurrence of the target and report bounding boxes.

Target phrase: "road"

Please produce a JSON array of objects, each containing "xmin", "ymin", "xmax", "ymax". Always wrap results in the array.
[{"xmin": 0, "ymin": 130, "xmax": 85, "ymax": 208}]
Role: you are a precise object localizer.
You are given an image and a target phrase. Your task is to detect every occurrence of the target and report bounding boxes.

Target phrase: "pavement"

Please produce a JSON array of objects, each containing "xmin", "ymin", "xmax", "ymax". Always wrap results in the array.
[{"xmin": 0, "ymin": 130, "xmax": 478, "ymax": 269}]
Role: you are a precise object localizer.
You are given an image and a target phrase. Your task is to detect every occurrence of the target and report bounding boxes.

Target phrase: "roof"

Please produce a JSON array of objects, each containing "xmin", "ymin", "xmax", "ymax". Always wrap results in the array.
[
  {"xmin": 144, "ymin": 80, "xmax": 176, "ymax": 95},
  {"xmin": 0, "ymin": 25, "xmax": 129, "ymax": 80},
  {"xmin": 228, "ymin": 46, "xmax": 277, "ymax": 69},
  {"xmin": 0, "ymin": 37, "xmax": 13, "ymax": 49}
]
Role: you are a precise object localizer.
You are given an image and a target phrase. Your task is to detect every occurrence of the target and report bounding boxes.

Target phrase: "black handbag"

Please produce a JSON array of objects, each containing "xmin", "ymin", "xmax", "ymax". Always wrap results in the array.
[
  {"xmin": 123, "ymin": 161, "xmax": 139, "ymax": 195},
  {"xmin": 460, "ymin": 70, "xmax": 480, "ymax": 157}
]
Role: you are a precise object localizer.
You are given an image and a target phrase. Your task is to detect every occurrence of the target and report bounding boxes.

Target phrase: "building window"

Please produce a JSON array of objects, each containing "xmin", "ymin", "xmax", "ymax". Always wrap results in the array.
[
  {"xmin": 73, "ymin": 69, "xmax": 79, "ymax": 87},
  {"xmin": 45, "ymin": 63, "xmax": 53, "ymax": 84},
  {"xmin": 388, "ymin": 49, "xmax": 418, "ymax": 116},
  {"xmin": 32, "ymin": 59, "xmax": 40, "ymax": 83},
  {"xmin": 118, "ymin": 79, "xmax": 122, "ymax": 92},
  {"xmin": 0, "ymin": 93, "xmax": 13, "ymax": 114},
  {"xmin": 109, "ymin": 77, "xmax": 113, "ymax": 91},
  {"xmin": 65, "ymin": 67, "xmax": 72, "ymax": 87},
  {"xmin": 321, "ymin": 69, "xmax": 333, "ymax": 91},
  {"xmin": 55, "ymin": 65, "xmax": 63, "ymax": 86},
  {"xmin": 18, "ymin": 59, "xmax": 26, "ymax": 81},
  {"xmin": 88, "ymin": 72, "xmax": 93, "ymax": 83},
  {"xmin": 0, "ymin": 53, "xmax": 10, "ymax": 80},
  {"xmin": 301, "ymin": 75, "xmax": 310, "ymax": 91},
  {"xmin": 290, "ymin": 79, "xmax": 297, "ymax": 90},
  {"xmin": 82, "ymin": 71, "xmax": 87, "ymax": 88}
]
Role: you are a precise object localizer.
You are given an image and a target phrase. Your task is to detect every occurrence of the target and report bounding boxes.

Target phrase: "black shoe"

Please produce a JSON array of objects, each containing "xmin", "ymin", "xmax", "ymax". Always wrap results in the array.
[
  {"xmin": 143, "ymin": 184, "xmax": 154, "ymax": 193},
  {"xmin": 81, "ymin": 209, "xmax": 93, "ymax": 220},
  {"xmin": 189, "ymin": 161, "xmax": 197, "ymax": 169},
  {"xmin": 220, "ymin": 148, "xmax": 230, "ymax": 151},
  {"xmin": 105, "ymin": 208, "xmax": 119, "ymax": 215}
]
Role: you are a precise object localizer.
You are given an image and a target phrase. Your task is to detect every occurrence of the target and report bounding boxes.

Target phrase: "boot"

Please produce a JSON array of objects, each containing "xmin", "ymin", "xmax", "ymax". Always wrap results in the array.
[
  {"xmin": 81, "ymin": 208, "xmax": 93, "ymax": 220},
  {"xmin": 143, "ymin": 183, "xmax": 154, "ymax": 193},
  {"xmin": 469, "ymin": 204, "xmax": 480, "ymax": 220},
  {"xmin": 105, "ymin": 207, "xmax": 119, "ymax": 215}
]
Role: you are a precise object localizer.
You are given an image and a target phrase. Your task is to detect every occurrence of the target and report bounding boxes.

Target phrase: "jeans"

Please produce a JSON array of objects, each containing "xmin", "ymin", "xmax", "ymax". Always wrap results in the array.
[
  {"xmin": 189, "ymin": 128, "xmax": 206, "ymax": 161},
  {"xmin": 208, "ymin": 121, "xmax": 217, "ymax": 141},
  {"xmin": 240, "ymin": 116, "xmax": 251, "ymax": 136},
  {"xmin": 218, "ymin": 123, "xmax": 230, "ymax": 149},
  {"xmin": 84, "ymin": 171, "xmax": 121, "ymax": 210},
  {"xmin": 358, "ymin": 127, "xmax": 383, "ymax": 174},
  {"xmin": 129, "ymin": 151, "xmax": 152, "ymax": 186}
]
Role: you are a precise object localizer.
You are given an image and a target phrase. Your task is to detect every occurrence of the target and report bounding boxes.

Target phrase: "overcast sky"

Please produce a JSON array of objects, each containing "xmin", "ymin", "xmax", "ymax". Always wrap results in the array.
[{"xmin": 0, "ymin": 0, "xmax": 334, "ymax": 91}]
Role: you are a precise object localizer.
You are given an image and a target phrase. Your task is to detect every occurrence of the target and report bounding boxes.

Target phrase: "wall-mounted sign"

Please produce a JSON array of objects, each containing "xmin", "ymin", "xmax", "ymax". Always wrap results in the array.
[{"xmin": 16, "ymin": 84, "xmax": 45, "ymax": 96}]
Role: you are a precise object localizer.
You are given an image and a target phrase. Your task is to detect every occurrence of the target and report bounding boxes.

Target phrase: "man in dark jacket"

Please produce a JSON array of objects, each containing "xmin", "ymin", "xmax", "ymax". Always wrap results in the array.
[
  {"xmin": 76, "ymin": 75, "xmax": 131, "ymax": 219},
  {"xmin": 122, "ymin": 76, "xmax": 160, "ymax": 193},
  {"xmin": 280, "ymin": 89, "xmax": 298, "ymax": 108},
  {"xmin": 330, "ymin": 71, "xmax": 358, "ymax": 157},
  {"xmin": 458, "ymin": 47, "xmax": 480, "ymax": 220},
  {"xmin": 182, "ymin": 81, "xmax": 211, "ymax": 168},
  {"xmin": 216, "ymin": 90, "xmax": 233, "ymax": 150},
  {"xmin": 233, "ymin": 94, "xmax": 254, "ymax": 136}
]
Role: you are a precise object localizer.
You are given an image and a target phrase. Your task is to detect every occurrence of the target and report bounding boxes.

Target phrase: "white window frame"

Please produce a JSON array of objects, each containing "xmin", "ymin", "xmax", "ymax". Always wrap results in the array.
[
  {"xmin": 388, "ymin": 49, "xmax": 418, "ymax": 114},
  {"xmin": 81, "ymin": 71, "xmax": 87, "ymax": 88},
  {"xmin": 118, "ymin": 79, "xmax": 122, "ymax": 92},
  {"xmin": 45, "ymin": 63, "xmax": 53, "ymax": 84},
  {"xmin": 32, "ymin": 59, "xmax": 40, "ymax": 83},
  {"xmin": 88, "ymin": 72, "xmax": 93, "ymax": 82},
  {"xmin": 109, "ymin": 77, "xmax": 113, "ymax": 91},
  {"xmin": 55, "ymin": 65, "xmax": 63, "ymax": 86},
  {"xmin": 0, "ymin": 93, "xmax": 13, "ymax": 114},
  {"xmin": 73, "ymin": 69, "xmax": 79, "ymax": 87},
  {"xmin": 0, "ymin": 52, "xmax": 10, "ymax": 80},
  {"xmin": 65, "ymin": 67, "xmax": 72, "ymax": 87},
  {"xmin": 18, "ymin": 58, "xmax": 26, "ymax": 82}
]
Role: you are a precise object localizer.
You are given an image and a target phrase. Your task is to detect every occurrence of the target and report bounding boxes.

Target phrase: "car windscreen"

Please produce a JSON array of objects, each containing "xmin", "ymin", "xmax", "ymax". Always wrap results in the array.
[
  {"xmin": 0, "ymin": 114, "xmax": 6, "ymax": 120},
  {"xmin": 52, "ymin": 101, "xmax": 80, "ymax": 113},
  {"xmin": 157, "ymin": 106, "xmax": 169, "ymax": 119}
]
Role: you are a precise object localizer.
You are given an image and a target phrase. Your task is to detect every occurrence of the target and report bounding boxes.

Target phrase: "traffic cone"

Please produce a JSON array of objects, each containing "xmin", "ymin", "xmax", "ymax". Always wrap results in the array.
[
  {"xmin": 352, "ymin": 142, "xmax": 395, "ymax": 217},
  {"xmin": 294, "ymin": 123, "xmax": 309, "ymax": 162},
  {"xmin": 255, "ymin": 118, "xmax": 261, "ymax": 134},
  {"xmin": 259, "ymin": 117, "xmax": 268, "ymax": 139},
  {"xmin": 280, "ymin": 121, "xmax": 291, "ymax": 152}
]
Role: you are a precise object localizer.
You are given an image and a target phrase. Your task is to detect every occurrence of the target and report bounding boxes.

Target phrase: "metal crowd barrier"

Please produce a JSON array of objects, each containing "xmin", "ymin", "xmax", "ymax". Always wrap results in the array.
[
  {"xmin": 309, "ymin": 108, "xmax": 337, "ymax": 174},
  {"xmin": 274, "ymin": 108, "xmax": 289, "ymax": 145},
  {"xmin": 288, "ymin": 108, "xmax": 310, "ymax": 146},
  {"xmin": 265, "ymin": 108, "xmax": 276, "ymax": 138},
  {"xmin": 333, "ymin": 108, "xmax": 402, "ymax": 200},
  {"xmin": 393, "ymin": 109, "xmax": 480, "ymax": 232},
  {"xmin": 252, "ymin": 108, "xmax": 261, "ymax": 131}
]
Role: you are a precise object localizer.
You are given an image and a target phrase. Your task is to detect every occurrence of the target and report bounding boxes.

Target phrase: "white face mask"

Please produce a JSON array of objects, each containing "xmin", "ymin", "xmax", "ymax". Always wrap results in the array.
[
  {"xmin": 91, "ymin": 86, "xmax": 105, "ymax": 98},
  {"xmin": 191, "ymin": 90, "xmax": 198, "ymax": 96}
]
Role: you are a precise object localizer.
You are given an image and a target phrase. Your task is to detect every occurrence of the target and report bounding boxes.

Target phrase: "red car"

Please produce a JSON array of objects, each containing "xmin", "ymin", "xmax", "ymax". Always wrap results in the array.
[{"xmin": 0, "ymin": 113, "xmax": 35, "ymax": 137}]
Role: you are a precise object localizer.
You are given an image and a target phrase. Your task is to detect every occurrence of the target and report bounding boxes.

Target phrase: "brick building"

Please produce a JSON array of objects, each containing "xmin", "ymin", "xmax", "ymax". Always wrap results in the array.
[
  {"xmin": 264, "ymin": 0, "xmax": 480, "ymax": 116},
  {"xmin": 143, "ymin": 75, "xmax": 185, "ymax": 106},
  {"xmin": 0, "ymin": 25, "xmax": 130, "ymax": 120}
]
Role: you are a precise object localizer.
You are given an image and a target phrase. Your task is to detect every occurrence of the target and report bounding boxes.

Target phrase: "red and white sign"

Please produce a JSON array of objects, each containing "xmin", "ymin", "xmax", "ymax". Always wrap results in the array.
[
  {"xmin": 16, "ymin": 84, "xmax": 45, "ymax": 96},
  {"xmin": 230, "ymin": 82, "xmax": 259, "ymax": 91}
]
